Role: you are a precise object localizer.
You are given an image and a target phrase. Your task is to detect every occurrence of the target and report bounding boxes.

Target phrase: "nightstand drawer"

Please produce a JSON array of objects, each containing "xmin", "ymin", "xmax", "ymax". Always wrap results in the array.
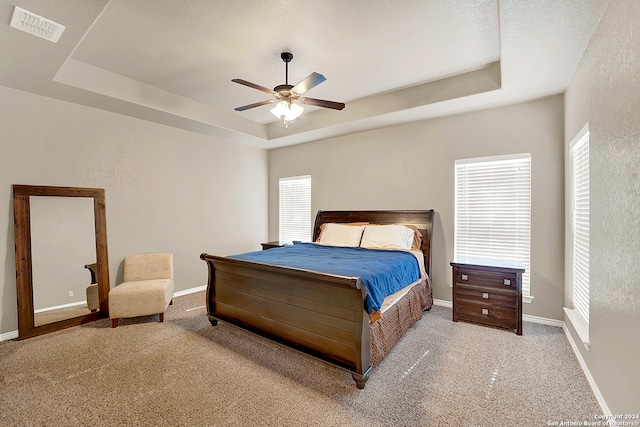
[
  {"xmin": 454, "ymin": 269, "xmax": 517, "ymax": 291},
  {"xmin": 455, "ymin": 285, "xmax": 517, "ymax": 308},
  {"xmin": 457, "ymin": 300, "xmax": 517, "ymax": 326}
]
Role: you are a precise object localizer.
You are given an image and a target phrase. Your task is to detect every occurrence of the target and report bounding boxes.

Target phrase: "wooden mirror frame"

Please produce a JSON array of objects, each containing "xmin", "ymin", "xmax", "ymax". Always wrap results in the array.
[{"xmin": 13, "ymin": 185, "xmax": 110, "ymax": 340}]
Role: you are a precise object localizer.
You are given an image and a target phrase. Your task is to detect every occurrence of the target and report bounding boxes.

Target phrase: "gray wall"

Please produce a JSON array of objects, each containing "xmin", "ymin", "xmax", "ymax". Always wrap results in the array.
[
  {"xmin": 0, "ymin": 85, "xmax": 268, "ymax": 335},
  {"xmin": 268, "ymin": 95, "xmax": 565, "ymax": 320},
  {"xmin": 564, "ymin": 0, "xmax": 640, "ymax": 414}
]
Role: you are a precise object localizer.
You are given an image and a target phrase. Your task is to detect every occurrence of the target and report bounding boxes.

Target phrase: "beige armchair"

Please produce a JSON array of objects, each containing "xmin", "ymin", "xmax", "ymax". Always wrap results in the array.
[{"xmin": 108, "ymin": 253, "xmax": 174, "ymax": 328}]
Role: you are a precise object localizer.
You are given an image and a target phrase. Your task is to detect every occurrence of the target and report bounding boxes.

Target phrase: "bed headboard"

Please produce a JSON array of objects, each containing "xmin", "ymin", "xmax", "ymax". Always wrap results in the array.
[{"xmin": 312, "ymin": 210, "xmax": 435, "ymax": 278}]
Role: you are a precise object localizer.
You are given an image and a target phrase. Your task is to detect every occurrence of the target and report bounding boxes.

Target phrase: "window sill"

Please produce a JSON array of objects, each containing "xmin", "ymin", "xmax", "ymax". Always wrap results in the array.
[{"xmin": 564, "ymin": 307, "xmax": 590, "ymax": 350}]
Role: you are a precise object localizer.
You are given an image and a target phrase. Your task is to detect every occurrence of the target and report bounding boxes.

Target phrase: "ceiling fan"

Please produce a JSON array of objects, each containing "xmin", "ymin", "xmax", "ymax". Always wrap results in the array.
[{"xmin": 232, "ymin": 52, "xmax": 345, "ymax": 122}]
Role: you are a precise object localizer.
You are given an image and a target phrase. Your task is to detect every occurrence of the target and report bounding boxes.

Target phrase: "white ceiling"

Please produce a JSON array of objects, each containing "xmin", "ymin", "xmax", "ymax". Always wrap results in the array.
[{"xmin": 0, "ymin": 0, "xmax": 609, "ymax": 148}]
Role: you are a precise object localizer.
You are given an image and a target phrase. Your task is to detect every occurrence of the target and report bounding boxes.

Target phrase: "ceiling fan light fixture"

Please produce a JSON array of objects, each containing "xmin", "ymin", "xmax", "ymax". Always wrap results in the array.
[
  {"xmin": 233, "ymin": 51, "xmax": 343, "ymax": 125},
  {"xmin": 271, "ymin": 101, "xmax": 304, "ymax": 121}
]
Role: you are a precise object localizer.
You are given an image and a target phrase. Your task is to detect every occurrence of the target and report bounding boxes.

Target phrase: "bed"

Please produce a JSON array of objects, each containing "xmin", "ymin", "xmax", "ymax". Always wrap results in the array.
[{"xmin": 200, "ymin": 210, "xmax": 434, "ymax": 388}]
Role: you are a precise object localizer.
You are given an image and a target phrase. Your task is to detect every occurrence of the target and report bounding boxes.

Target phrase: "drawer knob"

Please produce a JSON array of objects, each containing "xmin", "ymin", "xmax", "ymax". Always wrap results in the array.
[
  {"xmin": 504, "ymin": 279, "xmax": 511, "ymax": 286},
  {"xmin": 461, "ymin": 274, "xmax": 468, "ymax": 281},
  {"xmin": 482, "ymin": 308, "xmax": 489, "ymax": 315},
  {"xmin": 482, "ymin": 292, "xmax": 489, "ymax": 299}
]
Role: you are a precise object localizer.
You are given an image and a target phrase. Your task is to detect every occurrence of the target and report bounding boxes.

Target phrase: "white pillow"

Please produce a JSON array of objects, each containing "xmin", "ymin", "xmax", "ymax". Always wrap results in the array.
[
  {"xmin": 318, "ymin": 223, "xmax": 365, "ymax": 247},
  {"xmin": 360, "ymin": 224, "xmax": 414, "ymax": 250}
]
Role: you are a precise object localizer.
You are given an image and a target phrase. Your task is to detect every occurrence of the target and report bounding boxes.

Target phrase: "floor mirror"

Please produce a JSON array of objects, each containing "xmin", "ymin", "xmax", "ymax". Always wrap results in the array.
[{"xmin": 13, "ymin": 185, "xmax": 110, "ymax": 339}]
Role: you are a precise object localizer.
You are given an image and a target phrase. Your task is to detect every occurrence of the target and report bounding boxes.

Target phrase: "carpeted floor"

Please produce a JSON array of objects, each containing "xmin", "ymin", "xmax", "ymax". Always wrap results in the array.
[{"xmin": 0, "ymin": 290, "xmax": 601, "ymax": 426}]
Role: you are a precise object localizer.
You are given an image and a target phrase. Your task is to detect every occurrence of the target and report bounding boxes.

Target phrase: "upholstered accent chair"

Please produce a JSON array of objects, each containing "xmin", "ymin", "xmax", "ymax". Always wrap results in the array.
[{"xmin": 108, "ymin": 253, "xmax": 174, "ymax": 328}]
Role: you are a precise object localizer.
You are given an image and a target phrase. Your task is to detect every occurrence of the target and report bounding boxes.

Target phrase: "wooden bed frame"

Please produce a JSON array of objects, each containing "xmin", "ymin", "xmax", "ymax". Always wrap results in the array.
[{"xmin": 200, "ymin": 210, "xmax": 434, "ymax": 388}]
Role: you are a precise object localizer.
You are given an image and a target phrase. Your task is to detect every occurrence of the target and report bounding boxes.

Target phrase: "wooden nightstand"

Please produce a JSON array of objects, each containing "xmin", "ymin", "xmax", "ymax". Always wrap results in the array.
[
  {"xmin": 450, "ymin": 257, "xmax": 525, "ymax": 335},
  {"xmin": 261, "ymin": 241, "xmax": 285, "ymax": 250}
]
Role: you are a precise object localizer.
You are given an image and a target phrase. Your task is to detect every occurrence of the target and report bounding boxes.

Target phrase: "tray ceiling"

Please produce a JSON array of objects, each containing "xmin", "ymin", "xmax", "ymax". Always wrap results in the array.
[{"xmin": 0, "ymin": 0, "xmax": 609, "ymax": 148}]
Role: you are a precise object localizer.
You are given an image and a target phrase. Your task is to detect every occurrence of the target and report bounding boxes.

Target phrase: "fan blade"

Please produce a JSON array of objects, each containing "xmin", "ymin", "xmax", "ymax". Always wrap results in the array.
[
  {"xmin": 232, "ymin": 79, "xmax": 274, "ymax": 94},
  {"xmin": 291, "ymin": 72, "xmax": 326, "ymax": 95},
  {"xmin": 300, "ymin": 97, "xmax": 345, "ymax": 110},
  {"xmin": 234, "ymin": 100, "xmax": 275, "ymax": 111}
]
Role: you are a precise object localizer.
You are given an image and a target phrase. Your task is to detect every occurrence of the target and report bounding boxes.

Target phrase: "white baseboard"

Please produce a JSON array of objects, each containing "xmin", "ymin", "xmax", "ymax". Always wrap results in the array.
[
  {"xmin": 562, "ymin": 322, "xmax": 612, "ymax": 416},
  {"xmin": 173, "ymin": 285, "xmax": 206, "ymax": 298},
  {"xmin": 522, "ymin": 313, "xmax": 564, "ymax": 327},
  {"xmin": 34, "ymin": 300, "xmax": 87, "ymax": 314},
  {"xmin": 433, "ymin": 298, "xmax": 452, "ymax": 308},
  {"xmin": 0, "ymin": 330, "xmax": 19, "ymax": 341}
]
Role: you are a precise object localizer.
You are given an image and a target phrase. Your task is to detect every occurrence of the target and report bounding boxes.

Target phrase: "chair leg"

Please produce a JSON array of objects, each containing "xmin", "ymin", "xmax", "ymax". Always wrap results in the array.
[
  {"xmin": 111, "ymin": 319, "xmax": 118, "ymax": 328},
  {"xmin": 159, "ymin": 312, "xmax": 164, "ymax": 323}
]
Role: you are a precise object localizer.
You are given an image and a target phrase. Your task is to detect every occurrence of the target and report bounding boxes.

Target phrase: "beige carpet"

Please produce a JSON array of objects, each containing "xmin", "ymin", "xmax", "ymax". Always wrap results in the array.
[{"xmin": 0, "ymin": 291, "xmax": 601, "ymax": 426}]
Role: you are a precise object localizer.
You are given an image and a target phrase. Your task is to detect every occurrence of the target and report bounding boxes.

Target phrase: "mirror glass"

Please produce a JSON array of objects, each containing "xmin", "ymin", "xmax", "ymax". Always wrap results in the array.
[{"xmin": 31, "ymin": 196, "xmax": 97, "ymax": 326}]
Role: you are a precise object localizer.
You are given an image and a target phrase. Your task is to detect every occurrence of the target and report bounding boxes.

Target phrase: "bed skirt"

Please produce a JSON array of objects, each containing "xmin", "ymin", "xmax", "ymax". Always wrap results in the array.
[{"xmin": 370, "ymin": 277, "xmax": 433, "ymax": 366}]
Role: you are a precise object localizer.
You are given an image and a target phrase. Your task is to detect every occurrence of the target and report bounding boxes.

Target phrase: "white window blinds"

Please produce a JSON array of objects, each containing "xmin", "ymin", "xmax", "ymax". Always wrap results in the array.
[
  {"xmin": 571, "ymin": 132, "xmax": 589, "ymax": 325},
  {"xmin": 279, "ymin": 175, "xmax": 311, "ymax": 242},
  {"xmin": 455, "ymin": 154, "xmax": 532, "ymax": 297}
]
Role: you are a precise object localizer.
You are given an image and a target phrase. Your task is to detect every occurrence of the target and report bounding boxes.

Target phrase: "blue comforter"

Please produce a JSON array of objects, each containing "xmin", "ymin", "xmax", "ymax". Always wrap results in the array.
[{"xmin": 229, "ymin": 243, "xmax": 420, "ymax": 314}]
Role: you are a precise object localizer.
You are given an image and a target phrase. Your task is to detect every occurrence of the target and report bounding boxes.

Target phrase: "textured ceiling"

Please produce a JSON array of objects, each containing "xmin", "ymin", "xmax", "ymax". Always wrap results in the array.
[{"xmin": 0, "ymin": 0, "xmax": 610, "ymax": 148}]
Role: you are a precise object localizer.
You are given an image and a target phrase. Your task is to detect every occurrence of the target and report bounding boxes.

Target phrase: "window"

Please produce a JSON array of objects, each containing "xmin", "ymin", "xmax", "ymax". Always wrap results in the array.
[
  {"xmin": 566, "ymin": 125, "xmax": 589, "ymax": 345},
  {"xmin": 454, "ymin": 154, "xmax": 532, "ymax": 300},
  {"xmin": 279, "ymin": 175, "xmax": 311, "ymax": 242}
]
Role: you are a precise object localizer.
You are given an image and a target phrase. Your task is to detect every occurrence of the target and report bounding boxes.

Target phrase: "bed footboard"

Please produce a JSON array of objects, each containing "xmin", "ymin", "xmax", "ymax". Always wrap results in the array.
[{"xmin": 200, "ymin": 253, "xmax": 372, "ymax": 388}]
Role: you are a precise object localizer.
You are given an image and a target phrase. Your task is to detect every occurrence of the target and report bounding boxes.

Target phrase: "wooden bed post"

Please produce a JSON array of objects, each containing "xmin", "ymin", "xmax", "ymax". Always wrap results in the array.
[{"xmin": 200, "ymin": 254, "xmax": 219, "ymax": 326}]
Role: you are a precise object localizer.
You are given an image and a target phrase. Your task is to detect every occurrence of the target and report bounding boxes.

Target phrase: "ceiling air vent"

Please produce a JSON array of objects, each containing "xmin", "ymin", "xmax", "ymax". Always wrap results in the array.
[{"xmin": 10, "ymin": 6, "xmax": 65, "ymax": 43}]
